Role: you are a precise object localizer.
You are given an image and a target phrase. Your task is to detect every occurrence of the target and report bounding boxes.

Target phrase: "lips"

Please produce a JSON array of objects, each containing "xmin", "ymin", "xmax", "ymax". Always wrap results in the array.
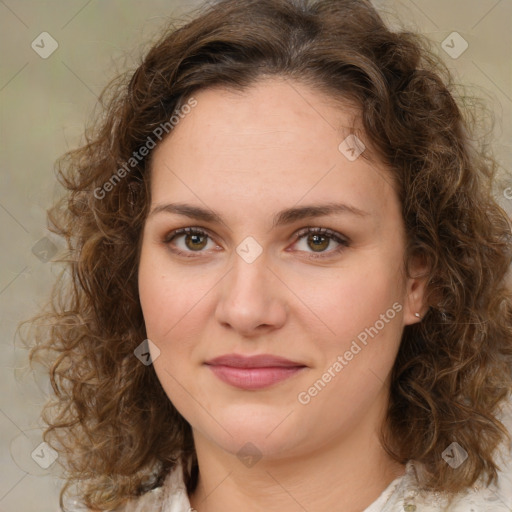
[
  {"xmin": 204, "ymin": 354, "xmax": 307, "ymax": 390},
  {"xmin": 205, "ymin": 353, "xmax": 305, "ymax": 368}
]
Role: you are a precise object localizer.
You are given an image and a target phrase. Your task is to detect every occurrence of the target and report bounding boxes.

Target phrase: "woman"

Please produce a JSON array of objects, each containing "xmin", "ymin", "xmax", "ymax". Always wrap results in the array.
[{"xmin": 24, "ymin": 0, "xmax": 512, "ymax": 510}]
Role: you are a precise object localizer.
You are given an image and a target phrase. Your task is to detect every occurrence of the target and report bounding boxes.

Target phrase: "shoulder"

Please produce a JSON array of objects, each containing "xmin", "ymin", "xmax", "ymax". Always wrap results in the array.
[
  {"xmin": 421, "ymin": 400, "xmax": 512, "ymax": 511},
  {"xmin": 376, "ymin": 399, "xmax": 512, "ymax": 511},
  {"xmin": 78, "ymin": 486, "xmax": 165, "ymax": 512},
  {"xmin": 66, "ymin": 461, "xmax": 190, "ymax": 512},
  {"xmin": 112, "ymin": 460, "xmax": 191, "ymax": 512},
  {"xmin": 111, "ymin": 486, "xmax": 166, "ymax": 512}
]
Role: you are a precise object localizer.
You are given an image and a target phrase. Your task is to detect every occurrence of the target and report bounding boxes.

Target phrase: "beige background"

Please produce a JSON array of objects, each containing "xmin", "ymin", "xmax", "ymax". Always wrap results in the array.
[{"xmin": 1, "ymin": 1, "xmax": 511, "ymax": 511}]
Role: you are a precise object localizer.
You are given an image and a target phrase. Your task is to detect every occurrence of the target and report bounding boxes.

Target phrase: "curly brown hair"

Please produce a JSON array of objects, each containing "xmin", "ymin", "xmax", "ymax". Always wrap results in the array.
[{"xmin": 20, "ymin": 0, "xmax": 512, "ymax": 510}]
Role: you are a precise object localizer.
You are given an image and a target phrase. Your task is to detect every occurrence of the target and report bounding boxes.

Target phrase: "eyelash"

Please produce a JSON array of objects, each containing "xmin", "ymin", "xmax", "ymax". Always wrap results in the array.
[{"xmin": 162, "ymin": 226, "xmax": 350, "ymax": 260}]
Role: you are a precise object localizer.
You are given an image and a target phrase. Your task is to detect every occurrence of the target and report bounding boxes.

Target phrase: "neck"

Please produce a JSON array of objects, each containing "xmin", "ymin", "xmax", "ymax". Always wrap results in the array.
[{"xmin": 188, "ymin": 422, "xmax": 405, "ymax": 512}]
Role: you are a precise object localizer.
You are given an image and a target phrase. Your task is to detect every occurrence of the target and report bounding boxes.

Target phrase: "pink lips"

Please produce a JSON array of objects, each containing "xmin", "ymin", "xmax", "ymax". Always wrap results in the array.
[{"xmin": 204, "ymin": 354, "xmax": 307, "ymax": 390}]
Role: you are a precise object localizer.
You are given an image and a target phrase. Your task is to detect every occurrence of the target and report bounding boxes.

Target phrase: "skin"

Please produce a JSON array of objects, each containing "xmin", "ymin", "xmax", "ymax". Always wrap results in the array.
[{"xmin": 137, "ymin": 76, "xmax": 428, "ymax": 512}]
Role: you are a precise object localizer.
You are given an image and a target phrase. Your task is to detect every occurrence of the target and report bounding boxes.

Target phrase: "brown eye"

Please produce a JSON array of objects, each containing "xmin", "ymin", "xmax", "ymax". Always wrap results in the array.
[
  {"xmin": 163, "ymin": 227, "xmax": 217, "ymax": 257},
  {"xmin": 307, "ymin": 233, "xmax": 330, "ymax": 252},
  {"xmin": 184, "ymin": 233, "xmax": 208, "ymax": 251},
  {"xmin": 292, "ymin": 227, "xmax": 350, "ymax": 258}
]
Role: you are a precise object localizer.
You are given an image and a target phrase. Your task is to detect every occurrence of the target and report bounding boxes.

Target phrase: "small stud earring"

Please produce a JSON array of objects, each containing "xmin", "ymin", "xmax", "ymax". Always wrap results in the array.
[{"xmin": 415, "ymin": 312, "xmax": 421, "ymax": 319}]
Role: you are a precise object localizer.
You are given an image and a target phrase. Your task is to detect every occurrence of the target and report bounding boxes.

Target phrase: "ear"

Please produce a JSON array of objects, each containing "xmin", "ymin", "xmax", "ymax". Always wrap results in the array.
[{"xmin": 403, "ymin": 253, "xmax": 430, "ymax": 326}]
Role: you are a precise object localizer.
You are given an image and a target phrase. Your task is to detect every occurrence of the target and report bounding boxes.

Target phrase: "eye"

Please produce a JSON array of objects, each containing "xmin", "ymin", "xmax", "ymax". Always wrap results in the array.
[
  {"xmin": 163, "ymin": 227, "xmax": 219, "ymax": 257},
  {"xmin": 290, "ymin": 227, "xmax": 350, "ymax": 258},
  {"xmin": 163, "ymin": 226, "xmax": 350, "ymax": 259}
]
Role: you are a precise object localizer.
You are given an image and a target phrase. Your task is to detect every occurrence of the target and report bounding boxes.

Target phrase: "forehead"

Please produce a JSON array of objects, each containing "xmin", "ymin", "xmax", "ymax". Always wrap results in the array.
[{"xmin": 148, "ymin": 78, "xmax": 397, "ymax": 224}]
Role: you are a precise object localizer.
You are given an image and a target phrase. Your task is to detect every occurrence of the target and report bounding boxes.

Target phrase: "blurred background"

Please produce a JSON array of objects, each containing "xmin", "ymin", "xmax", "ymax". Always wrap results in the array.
[{"xmin": 1, "ymin": 0, "xmax": 511, "ymax": 510}]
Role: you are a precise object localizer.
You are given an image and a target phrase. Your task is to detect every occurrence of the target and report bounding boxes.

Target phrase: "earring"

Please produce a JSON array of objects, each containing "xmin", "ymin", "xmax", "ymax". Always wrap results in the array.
[{"xmin": 415, "ymin": 312, "xmax": 421, "ymax": 319}]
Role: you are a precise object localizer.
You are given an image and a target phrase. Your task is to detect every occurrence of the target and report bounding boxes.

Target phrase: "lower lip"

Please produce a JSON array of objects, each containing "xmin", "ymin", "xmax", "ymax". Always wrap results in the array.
[{"xmin": 206, "ymin": 364, "xmax": 306, "ymax": 390}]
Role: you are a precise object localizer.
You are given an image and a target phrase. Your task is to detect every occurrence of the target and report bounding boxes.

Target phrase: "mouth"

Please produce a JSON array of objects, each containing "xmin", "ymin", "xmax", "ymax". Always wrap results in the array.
[{"xmin": 204, "ymin": 353, "xmax": 307, "ymax": 390}]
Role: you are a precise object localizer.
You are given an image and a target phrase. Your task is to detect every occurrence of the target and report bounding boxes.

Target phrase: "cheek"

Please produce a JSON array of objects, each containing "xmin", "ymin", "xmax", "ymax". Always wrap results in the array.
[
  {"xmin": 292, "ymin": 257, "xmax": 405, "ymax": 405},
  {"xmin": 292, "ymin": 268, "xmax": 404, "ymax": 434},
  {"xmin": 138, "ymin": 248, "xmax": 217, "ymax": 343},
  {"xmin": 339, "ymin": 272, "xmax": 401, "ymax": 334},
  {"xmin": 137, "ymin": 252, "xmax": 209, "ymax": 415},
  {"xmin": 292, "ymin": 257, "xmax": 403, "ymax": 344}
]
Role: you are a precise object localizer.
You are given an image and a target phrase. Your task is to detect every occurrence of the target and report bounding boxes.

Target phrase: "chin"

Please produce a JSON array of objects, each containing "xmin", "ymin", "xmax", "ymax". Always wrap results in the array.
[{"xmin": 192, "ymin": 408, "xmax": 305, "ymax": 460}]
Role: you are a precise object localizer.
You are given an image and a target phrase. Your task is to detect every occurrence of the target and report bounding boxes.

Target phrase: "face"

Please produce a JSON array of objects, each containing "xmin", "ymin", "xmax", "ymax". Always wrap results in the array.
[{"xmin": 137, "ymin": 77, "xmax": 426, "ymax": 461}]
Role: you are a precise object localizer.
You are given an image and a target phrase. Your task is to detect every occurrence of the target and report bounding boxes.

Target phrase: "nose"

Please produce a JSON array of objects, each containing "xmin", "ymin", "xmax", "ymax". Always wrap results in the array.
[{"xmin": 214, "ymin": 252, "xmax": 288, "ymax": 337}]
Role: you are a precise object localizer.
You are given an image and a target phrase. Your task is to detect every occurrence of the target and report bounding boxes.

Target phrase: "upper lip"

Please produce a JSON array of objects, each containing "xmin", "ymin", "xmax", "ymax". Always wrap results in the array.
[{"xmin": 205, "ymin": 354, "xmax": 306, "ymax": 368}]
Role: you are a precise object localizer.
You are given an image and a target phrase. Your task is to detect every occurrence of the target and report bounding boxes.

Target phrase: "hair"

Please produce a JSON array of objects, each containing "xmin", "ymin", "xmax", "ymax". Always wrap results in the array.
[{"xmin": 19, "ymin": 0, "xmax": 512, "ymax": 510}]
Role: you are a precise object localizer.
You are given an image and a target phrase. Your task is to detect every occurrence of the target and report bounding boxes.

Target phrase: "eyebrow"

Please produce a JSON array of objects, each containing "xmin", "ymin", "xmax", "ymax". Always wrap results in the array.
[{"xmin": 148, "ymin": 201, "xmax": 371, "ymax": 228}]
